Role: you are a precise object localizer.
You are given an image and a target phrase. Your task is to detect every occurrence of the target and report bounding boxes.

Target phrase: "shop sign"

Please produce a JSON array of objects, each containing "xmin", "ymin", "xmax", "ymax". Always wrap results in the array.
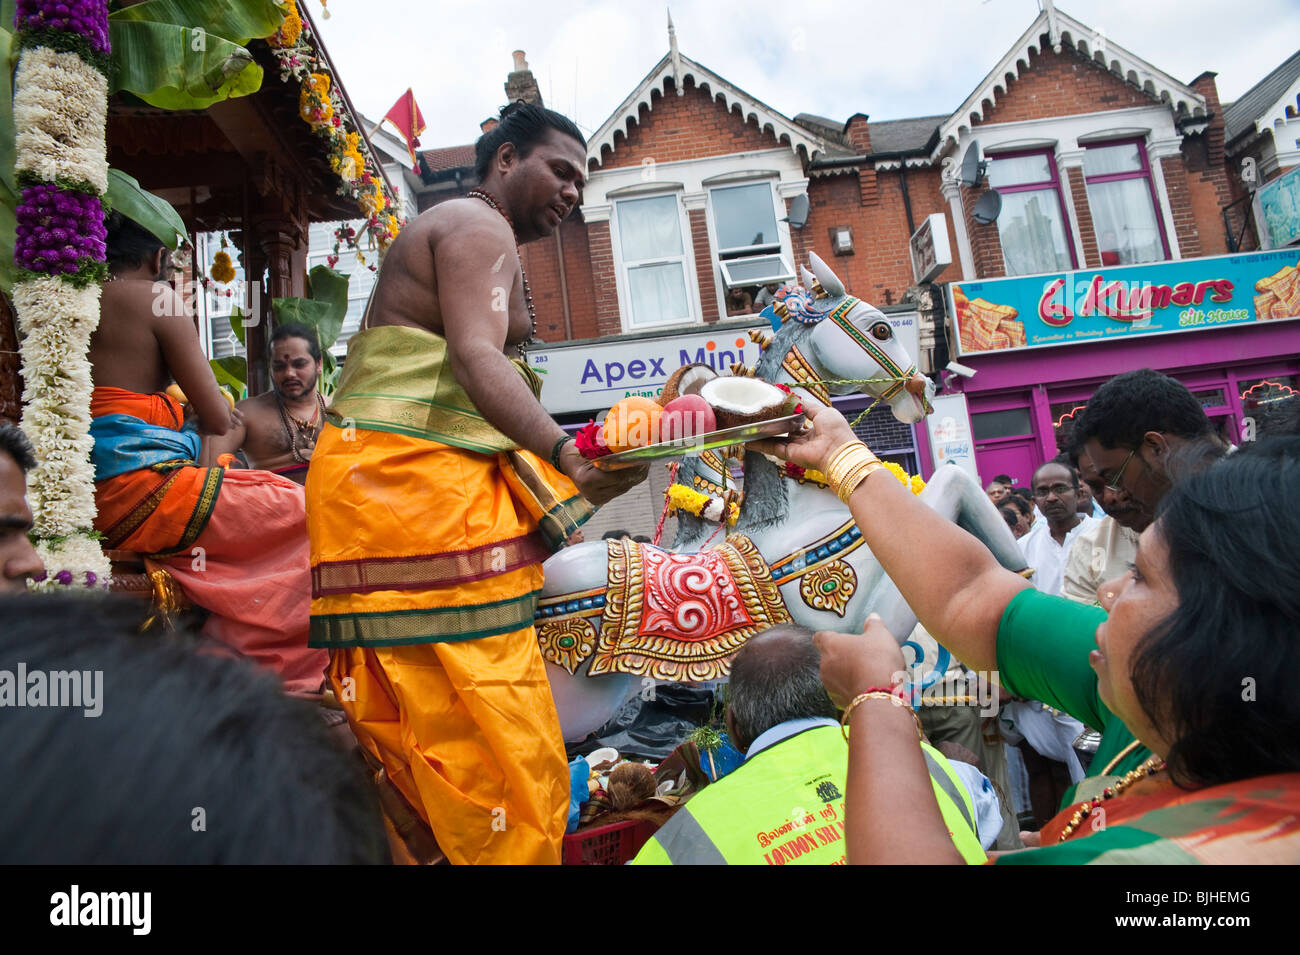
[
  {"xmin": 925, "ymin": 393, "xmax": 979, "ymax": 480},
  {"xmin": 529, "ymin": 326, "xmax": 766, "ymax": 415},
  {"xmin": 949, "ymin": 249, "xmax": 1300, "ymax": 357},
  {"xmin": 1254, "ymin": 163, "xmax": 1300, "ymax": 250},
  {"xmin": 529, "ymin": 312, "xmax": 921, "ymax": 415}
]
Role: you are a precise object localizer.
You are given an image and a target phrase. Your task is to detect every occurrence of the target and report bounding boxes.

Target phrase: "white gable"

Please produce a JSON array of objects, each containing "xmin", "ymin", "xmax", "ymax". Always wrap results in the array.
[
  {"xmin": 587, "ymin": 52, "xmax": 826, "ymax": 167},
  {"xmin": 934, "ymin": 7, "xmax": 1207, "ymax": 157}
]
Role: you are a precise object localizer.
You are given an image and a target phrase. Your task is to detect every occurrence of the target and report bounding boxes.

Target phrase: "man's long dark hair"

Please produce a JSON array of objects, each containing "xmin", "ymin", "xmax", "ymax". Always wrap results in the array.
[
  {"xmin": 474, "ymin": 101, "xmax": 585, "ymax": 180},
  {"xmin": 1130, "ymin": 436, "xmax": 1300, "ymax": 788}
]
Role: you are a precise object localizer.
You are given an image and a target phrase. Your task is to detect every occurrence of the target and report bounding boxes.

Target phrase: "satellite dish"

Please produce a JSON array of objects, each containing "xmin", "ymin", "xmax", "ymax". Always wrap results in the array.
[
  {"xmin": 972, "ymin": 189, "xmax": 1002, "ymax": 225},
  {"xmin": 959, "ymin": 140, "xmax": 986, "ymax": 187},
  {"xmin": 782, "ymin": 194, "xmax": 810, "ymax": 229}
]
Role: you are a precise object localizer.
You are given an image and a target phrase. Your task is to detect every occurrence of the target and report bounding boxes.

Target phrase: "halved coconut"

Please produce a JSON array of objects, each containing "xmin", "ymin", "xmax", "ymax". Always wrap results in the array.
[
  {"xmin": 699, "ymin": 376, "xmax": 793, "ymax": 430},
  {"xmin": 658, "ymin": 362, "xmax": 718, "ymax": 406}
]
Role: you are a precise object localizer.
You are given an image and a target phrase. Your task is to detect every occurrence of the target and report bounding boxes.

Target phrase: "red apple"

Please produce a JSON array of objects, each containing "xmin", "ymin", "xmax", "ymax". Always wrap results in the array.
[{"xmin": 660, "ymin": 394, "xmax": 716, "ymax": 442}]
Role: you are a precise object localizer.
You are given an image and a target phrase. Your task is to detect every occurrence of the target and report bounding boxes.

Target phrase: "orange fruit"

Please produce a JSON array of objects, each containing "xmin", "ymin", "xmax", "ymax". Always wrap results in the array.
[{"xmin": 601, "ymin": 396, "xmax": 663, "ymax": 452}]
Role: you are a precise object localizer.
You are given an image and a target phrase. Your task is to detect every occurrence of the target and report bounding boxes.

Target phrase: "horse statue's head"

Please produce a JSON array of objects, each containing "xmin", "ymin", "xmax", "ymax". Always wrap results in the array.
[{"xmin": 755, "ymin": 252, "xmax": 934, "ymax": 424}]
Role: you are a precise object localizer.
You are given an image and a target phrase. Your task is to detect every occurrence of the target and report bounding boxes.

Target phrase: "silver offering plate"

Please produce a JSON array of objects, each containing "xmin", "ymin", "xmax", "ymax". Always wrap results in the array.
[{"xmin": 592, "ymin": 413, "xmax": 806, "ymax": 470}]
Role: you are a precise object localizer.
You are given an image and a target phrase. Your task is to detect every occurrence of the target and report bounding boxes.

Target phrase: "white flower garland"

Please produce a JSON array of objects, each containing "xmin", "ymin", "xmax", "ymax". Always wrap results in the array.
[
  {"xmin": 13, "ymin": 48, "xmax": 109, "ymax": 192},
  {"xmin": 12, "ymin": 38, "xmax": 111, "ymax": 590}
]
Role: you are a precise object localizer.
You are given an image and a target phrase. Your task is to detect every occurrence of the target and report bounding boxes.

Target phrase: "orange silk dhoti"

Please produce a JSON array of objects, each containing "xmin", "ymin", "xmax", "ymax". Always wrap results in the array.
[
  {"xmin": 91, "ymin": 387, "xmax": 326, "ymax": 693},
  {"xmin": 307, "ymin": 422, "xmax": 583, "ymax": 865}
]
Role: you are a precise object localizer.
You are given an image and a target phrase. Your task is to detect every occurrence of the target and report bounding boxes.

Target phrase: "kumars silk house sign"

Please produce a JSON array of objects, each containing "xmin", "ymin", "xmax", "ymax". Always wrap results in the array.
[{"xmin": 949, "ymin": 249, "xmax": 1300, "ymax": 356}]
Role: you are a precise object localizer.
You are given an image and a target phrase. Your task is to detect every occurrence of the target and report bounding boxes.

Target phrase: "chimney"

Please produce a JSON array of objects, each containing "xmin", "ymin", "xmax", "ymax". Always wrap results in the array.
[
  {"xmin": 505, "ymin": 50, "xmax": 543, "ymax": 106},
  {"xmin": 480, "ymin": 117, "xmax": 499, "ymax": 134},
  {"xmin": 844, "ymin": 113, "xmax": 872, "ymax": 154}
]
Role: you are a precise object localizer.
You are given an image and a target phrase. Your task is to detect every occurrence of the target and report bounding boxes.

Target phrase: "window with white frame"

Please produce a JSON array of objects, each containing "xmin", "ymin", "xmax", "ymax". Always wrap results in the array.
[
  {"xmin": 1083, "ymin": 140, "xmax": 1169, "ymax": 266},
  {"xmin": 614, "ymin": 194, "xmax": 695, "ymax": 329},
  {"xmin": 708, "ymin": 181, "xmax": 793, "ymax": 289},
  {"xmin": 987, "ymin": 151, "xmax": 1076, "ymax": 277}
]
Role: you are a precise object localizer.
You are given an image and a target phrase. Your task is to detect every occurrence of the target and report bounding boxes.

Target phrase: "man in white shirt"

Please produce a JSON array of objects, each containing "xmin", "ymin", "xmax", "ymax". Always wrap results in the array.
[
  {"xmin": 1017, "ymin": 460, "xmax": 1096, "ymax": 597},
  {"xmin": 1061, "ymin": 447, "xmax": 1142, "ymax": 605}
]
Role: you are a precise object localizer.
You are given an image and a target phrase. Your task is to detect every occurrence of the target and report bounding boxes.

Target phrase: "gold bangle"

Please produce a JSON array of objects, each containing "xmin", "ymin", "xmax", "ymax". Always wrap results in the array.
[
  {"xmin": 825, "ymin": 442, "xmax": 879, "ymax": 497},
  {"xmin": 840, "ymin": 690, "xmax": 924, "ymax": 740},
  {"xmin": 837, "ymin": 460, "xmax": 885, "ymax": 503}
]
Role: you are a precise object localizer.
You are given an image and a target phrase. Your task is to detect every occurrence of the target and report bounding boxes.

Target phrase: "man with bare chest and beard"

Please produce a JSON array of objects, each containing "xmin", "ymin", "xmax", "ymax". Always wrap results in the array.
[
  {"xmin": 205, "ymin": 323, "xmax": 326, "ymax": 485},
  {"xmin": 305, "ymin": 102, "xmax": 647, "ymax": 864}
]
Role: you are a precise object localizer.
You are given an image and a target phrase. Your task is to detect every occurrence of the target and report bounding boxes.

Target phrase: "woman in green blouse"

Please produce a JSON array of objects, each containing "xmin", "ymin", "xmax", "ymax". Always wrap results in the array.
[{"xmin": 754, "ymin": 402, "xmax": 1300, "ymax": 864}]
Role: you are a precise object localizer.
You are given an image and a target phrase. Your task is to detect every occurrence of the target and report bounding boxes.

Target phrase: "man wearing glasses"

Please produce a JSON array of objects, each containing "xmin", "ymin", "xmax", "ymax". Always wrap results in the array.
[
  {"xmin": 1068, "ymin": 369, "xmax": 1220, "ymax": 530},
  {"xmin": 1017, "ymin": 459, "xmax": 1097, "ymax": 598}
]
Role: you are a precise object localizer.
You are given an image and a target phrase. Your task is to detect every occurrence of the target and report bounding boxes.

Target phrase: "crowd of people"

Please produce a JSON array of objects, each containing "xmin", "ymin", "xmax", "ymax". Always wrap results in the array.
[{"xmin": 2, "ymin": 98, "xmax": 1298, "ymax": 865}]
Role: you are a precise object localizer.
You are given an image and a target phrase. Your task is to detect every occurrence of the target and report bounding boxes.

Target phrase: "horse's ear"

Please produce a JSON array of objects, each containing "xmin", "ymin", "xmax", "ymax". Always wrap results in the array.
[
  {"xmin": 799, "ymin": 264, "xmax": 818, "ymax": 291},
  {"xmin": 808, "ymin": 251, "xmax": 846, "ymax": 298}
]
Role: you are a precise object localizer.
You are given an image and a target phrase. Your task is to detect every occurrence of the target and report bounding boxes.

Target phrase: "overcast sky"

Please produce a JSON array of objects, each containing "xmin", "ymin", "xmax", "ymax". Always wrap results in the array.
[{"xmin": 310, "ymin": 0, "xmax": 1300, "ymax": 151}]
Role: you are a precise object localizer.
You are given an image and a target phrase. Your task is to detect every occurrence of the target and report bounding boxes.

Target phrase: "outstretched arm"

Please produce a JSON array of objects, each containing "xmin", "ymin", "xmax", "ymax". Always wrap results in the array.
[
  {"xmin": 752, "ymin": 401, "xmax": 1028, "ymax": 673},
  {"xmin": 816, "ymin": 619, "xmax": 967, "ymax": 865}
]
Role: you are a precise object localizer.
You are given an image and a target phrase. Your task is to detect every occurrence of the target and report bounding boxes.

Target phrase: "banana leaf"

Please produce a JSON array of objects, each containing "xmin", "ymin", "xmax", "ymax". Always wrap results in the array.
[
  {"xmin": 0, "ymin": 25, "xmax": 14, "ymax": 197},
  {"xmin": 273, "ymin": 265, "xmax": 350, "ymax": 354},
  {"xmin": 109, "ymin": 0, "xmax": 285, "ymax": 46},
  {"xmin": 0, "ymin": 183, "xmax": 16, "ymax": 295},
  {"xmin": 229, "ymin": 305, "xmax": 248, "ymax": 347},
  {"xmin": 108, "ymin": 19, "xmax": 265, "ymax": 110},
  {"xmin": 210, "ymin": 354, "xmax": 248, "ymax": 399},
  {"xmin": 105, "ymin": 168, "xmax": 188, "ymax": 249}
]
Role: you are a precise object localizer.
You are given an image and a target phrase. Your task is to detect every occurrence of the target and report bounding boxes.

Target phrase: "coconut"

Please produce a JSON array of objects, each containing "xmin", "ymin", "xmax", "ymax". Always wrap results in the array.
[
  {"xmin": 658, "ymin": 362, "xmax": 718, "ymax": 406},
  {"xmin": 699, "ymin": 376, "xmax": 794, "ymax": 430}
]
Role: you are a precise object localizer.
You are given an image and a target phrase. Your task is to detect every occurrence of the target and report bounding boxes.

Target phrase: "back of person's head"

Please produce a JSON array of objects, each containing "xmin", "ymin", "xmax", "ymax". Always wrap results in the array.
[
  {"xmin": 1011, "ymin": 486, "xmax": 1033, "ymax": 503},
  {"xmin": 1131, "ymin": 436, "xmax": 1300, "ymax": 788},
  {"xmin": 601, "ymin": 529, "xmax": 630, "ymax": 541},
  {"xmin": 105, "ymin": 210, "xmax": 165, "ymax": 275},
  {"xmin": 992, "ymin": 474, "xmax": 1012, "ymax": 485},
  {"xmin": 726, "ymin": 624, "xmax": 836, "ymax": 752},
  {"xmin": 1259, "ymin": 396, "xmax": 1300, "ymax": 438},
  {"xmin": 269, "ymin": 321, "xmax": 322, "ymax": 362},
  {"xmin": 999, "ymin": 505, "xmax": 1019, "ymax": 532},
  {"xmin": 1005, "ymin": 495, "xmax": 1032, "ymax": 518},
  {"xmin": 1073, "ymin": 369, "xmax": 1212, "ymax": 450},
  {"xmin": 474, "ymin": 101, "xmax": 585, "ymax": 180},
  {"xmin": 0, "ymin": 595, "xmax": 388, "ymax": 863},
  {"xmin": 0, "ymin": 424, "xmax": 36, "ymax": 472}
]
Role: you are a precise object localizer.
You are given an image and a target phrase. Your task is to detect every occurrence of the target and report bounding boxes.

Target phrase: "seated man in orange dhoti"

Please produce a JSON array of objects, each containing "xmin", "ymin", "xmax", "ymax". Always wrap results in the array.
[
  {"xmin": 307, "ymin": 102, "xmax": 646, "ymax": 864},
  {"xmin": 87, "ymin": 211, "xmax": 327, "ymax": 694}
]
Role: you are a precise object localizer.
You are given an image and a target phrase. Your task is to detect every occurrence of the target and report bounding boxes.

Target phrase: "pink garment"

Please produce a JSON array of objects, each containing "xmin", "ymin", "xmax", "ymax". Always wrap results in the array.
[{"xmin": 151, "ymin": 468, "xmax": 327, "ymax": 694}]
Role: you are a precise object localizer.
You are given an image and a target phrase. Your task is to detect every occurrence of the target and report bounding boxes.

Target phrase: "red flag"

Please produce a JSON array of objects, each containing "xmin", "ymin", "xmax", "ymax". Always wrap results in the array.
[{"xmin": 382, "ymin": 89, "xmax": 427, "ymax": 165}]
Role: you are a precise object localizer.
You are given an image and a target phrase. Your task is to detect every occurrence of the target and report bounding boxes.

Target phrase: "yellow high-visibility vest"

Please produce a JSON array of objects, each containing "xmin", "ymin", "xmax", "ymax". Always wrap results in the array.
[{"xmin": 633, "ymin": 725, "xmax": 986, "ymax": 865}]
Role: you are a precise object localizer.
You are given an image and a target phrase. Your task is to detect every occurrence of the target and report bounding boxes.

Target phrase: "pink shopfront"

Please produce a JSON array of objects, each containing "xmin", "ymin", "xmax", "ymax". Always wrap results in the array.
[{"xmin": 918, "ymin": 249, "xmax": 1300, "ymax": 486}]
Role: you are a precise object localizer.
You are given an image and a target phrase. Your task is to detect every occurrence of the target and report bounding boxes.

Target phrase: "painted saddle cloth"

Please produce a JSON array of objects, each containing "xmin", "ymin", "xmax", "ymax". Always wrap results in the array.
[{"xmin": 536, "ymin": 536, "xmax": 791, "ymax": 682}]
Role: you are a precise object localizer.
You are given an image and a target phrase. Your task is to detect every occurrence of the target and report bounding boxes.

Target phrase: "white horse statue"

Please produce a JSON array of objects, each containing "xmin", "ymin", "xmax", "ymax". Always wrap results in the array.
[{"xmin": 539, "ymin": 253, "xmax": 1027, "ymax": 740}]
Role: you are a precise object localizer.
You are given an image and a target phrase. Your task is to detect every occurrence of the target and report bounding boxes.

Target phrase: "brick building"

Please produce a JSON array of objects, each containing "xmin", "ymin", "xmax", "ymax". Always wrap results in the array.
[{"xmin": 403, "ymin": 11, "xmax": 1298, "ymax": 532}]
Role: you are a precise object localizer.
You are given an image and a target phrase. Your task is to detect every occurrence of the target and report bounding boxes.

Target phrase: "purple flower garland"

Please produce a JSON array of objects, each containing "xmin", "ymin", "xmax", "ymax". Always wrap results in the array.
[
  {"xmin": 14, "ymin": 183, "xmax": 107, "ymax": 278},
  {"xmin": 14, "ymin": 0, "xmax": 110, "ymax": 54}
]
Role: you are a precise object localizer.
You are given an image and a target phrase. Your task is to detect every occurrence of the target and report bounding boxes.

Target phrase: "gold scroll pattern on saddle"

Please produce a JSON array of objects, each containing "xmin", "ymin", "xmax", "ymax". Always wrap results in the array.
[{"xmin": 537, "ymin": 537, "xmax": 790, "ymax": 682}]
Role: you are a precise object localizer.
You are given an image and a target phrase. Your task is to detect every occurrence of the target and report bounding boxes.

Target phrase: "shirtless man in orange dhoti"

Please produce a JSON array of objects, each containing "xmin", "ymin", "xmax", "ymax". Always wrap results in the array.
[
  {"xmin": 88, "ymin": 211, "xmax": 327, "ymax": 693},
  {"xmin": 307, "ymin": 102, "xmax": 647, "ymax": 864}
]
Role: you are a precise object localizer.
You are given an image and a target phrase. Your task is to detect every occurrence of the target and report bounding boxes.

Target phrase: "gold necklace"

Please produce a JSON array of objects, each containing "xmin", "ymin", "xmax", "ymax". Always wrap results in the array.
[
  {"xmin": 1099, "ymin": 738, "xmax": 1144, "ymax": 776},
  {"xmin": 1057, "ymin": 754, "xmax": 1166, "ymax": 843},
  {"xmin": 467, "ymin": 189, "xmax": 537, "ymax": 359}
]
